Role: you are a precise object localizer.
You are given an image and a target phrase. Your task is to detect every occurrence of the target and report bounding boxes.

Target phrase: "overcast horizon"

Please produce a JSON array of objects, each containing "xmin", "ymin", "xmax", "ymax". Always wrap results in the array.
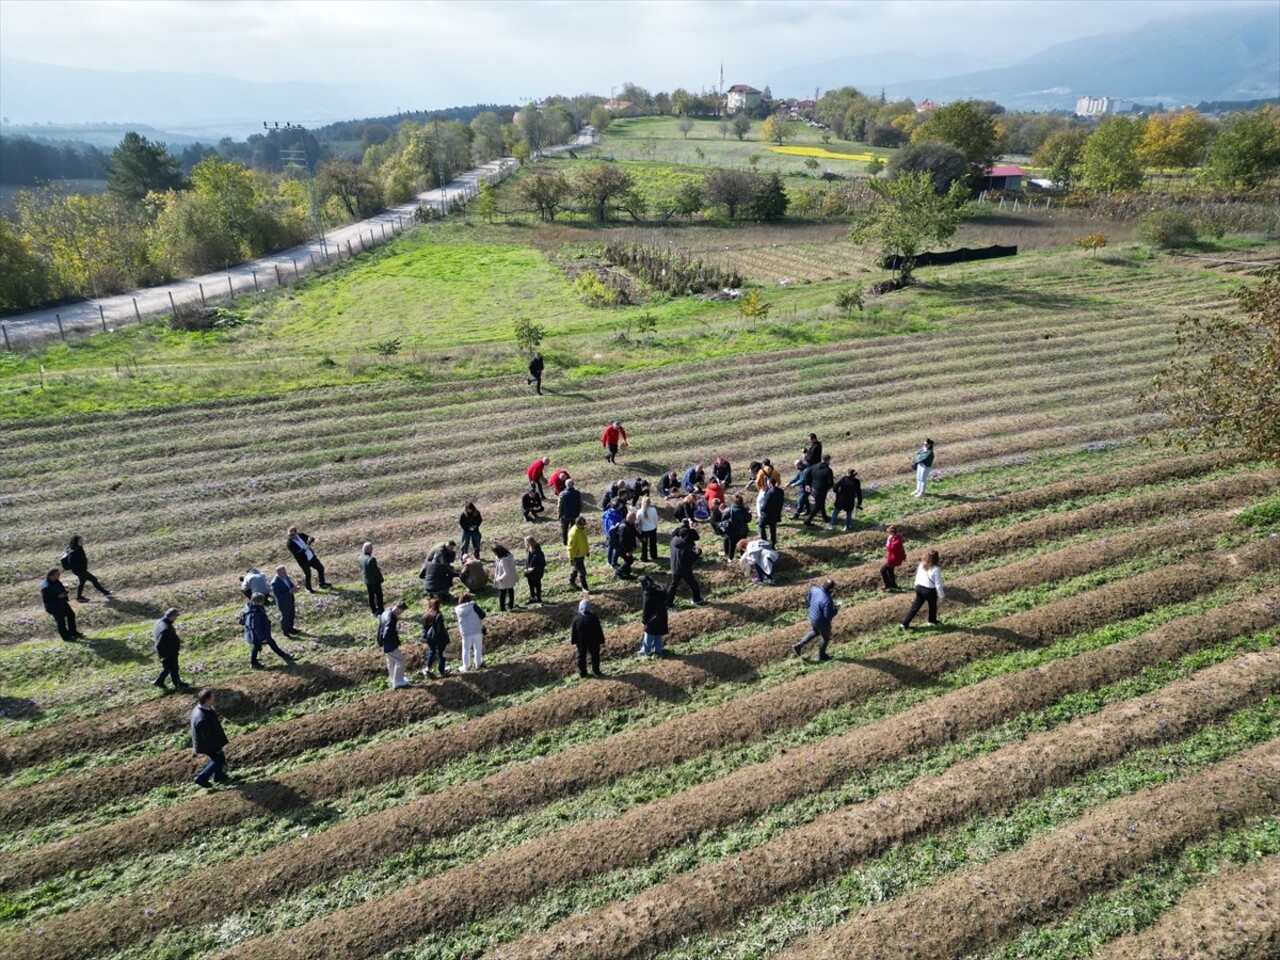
[{"xmin": 3, "ymin": 0, "xmax": 1277, "ymax": 113}]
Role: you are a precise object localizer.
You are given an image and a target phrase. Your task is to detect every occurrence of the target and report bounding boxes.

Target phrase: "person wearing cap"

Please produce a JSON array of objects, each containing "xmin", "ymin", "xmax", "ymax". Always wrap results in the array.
[
  {"xmin": 152, "ymin": 607, "xmax": 190, "ymax": 691},
  {"xmin": 601, "ymin": 420, "xmax": 628, "ymax": 464},
  {"xmin": 270, "ymin": 565, "xmax": 298, "ymax": 636},
  {"xmin": 358, "ymin": 541, "xmax": 385, "ymax": 616},
  {"xmin": 191, "ymin": 688, "xmax": 230, "ymax": 788},
  {"xmin": 571, "ymin": 597, "xmax": 605, "ymax": 677},
  {"xmin": 793, "ymin": 578, "xmax": 839, "ymax": 662},
  {"xmin": 377, "ymin": 600, "xmax": 412, "ymax": 689}
]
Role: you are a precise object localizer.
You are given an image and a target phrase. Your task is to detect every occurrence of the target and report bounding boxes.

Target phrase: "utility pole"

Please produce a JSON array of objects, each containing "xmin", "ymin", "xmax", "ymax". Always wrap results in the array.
[
  {"xmin": 433, "ymin": 115, "xmax": 448, "ymax": 215},
  {"xmin": 276, "ymin": 122, "xmax": 327, "ymax": 257}
]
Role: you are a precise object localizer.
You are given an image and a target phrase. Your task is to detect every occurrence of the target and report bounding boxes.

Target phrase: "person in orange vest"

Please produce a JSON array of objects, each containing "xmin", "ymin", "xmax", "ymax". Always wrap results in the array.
[{"xmin": 601, "ymin": 420, "xmax": 628, "ymax": 464}]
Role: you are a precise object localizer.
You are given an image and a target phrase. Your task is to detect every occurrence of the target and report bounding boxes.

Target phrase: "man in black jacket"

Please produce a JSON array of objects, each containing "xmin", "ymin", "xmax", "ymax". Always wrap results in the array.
[
  {"xmin": 610, "ymin": 511, "xmax": 639, "ymax": 579},
  {"xmin": 805, "ymin": 454, "xmax": 836, "ymax": 526},
  {"xmin": 527, "ymin": 352, "xmax": 544, "ymax": 395},
  {"xmin": 190, "ymin": 688, "xmax": 230, "ymax": 788},
  {"xmin": 666, "ymin": 526, "xmax": 705, "ymax": 608},
  {"xmin": 570, "ymin": 598, "xmax": 606, "ymax": 677},
  {"xmin": 41, "ymin": 568, "xmax": 82, "ymax": 641},
  {"xmin": 358, "ymin": 541, "xmax": 385, "ymax": 616},
  {"xmin": 803, "ymin": 433, "xmax": 823, "ymax": 466},
  {"xmin": 759, "ymin": 481, "xmax": 784, "ymax": 545},
  {"xmin": 286, "ymin": 526, "xmax": 329, "ymax": 592},
  {"xmin": 558, "ymin": 479, "xmax": 583, "ymax": 546},
  {"xmin": 830, "ymin": 468, "xmax": 864, "ymax": 531},
  {"xmin": 153, "ymin": 607, "xmax": 189, "ymax": 691},
  {"xmin": 419, "ymin": 554, "xmax": 458, "ymax": 603}
]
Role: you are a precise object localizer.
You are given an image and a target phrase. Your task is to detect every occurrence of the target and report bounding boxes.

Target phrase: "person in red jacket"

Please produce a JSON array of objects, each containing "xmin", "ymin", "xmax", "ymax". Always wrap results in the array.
[
  {"xmin": 548, "ymin": 468, "xmax": 572, "ymax": 497},
  {"xmin": 704, "ymin": 478, "xmax": 726, "ymax": 510},
  {"xmin": 880, "ymin": 524, "xmax": 907, "ymax": 591},
  {"xmin": 527, "ymin": 456, "xmax": 550, "ymax": 500},
  {"xmin": 601, "ymin": 420, "xmax": 628, "ymax": 464}
]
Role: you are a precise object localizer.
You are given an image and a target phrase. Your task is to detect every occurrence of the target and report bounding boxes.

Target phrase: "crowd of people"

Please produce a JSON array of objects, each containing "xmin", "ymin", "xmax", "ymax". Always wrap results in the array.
[{"xmin": 36, "ymin": 425, "xmax": 947, "ymax": 789}]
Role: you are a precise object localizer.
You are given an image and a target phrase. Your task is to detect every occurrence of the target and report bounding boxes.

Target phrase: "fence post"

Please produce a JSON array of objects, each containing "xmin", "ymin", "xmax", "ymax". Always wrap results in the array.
[
  {"xmin": 199, "ymin": 282, "xmax": 207, "ymax": 307},
  {"xmin": 1, "ymin": 324, "xmax": 9, "ymax": 352},
  {"xmin": 168, "ymin": 291, "xmax": 178, "ymax": 314},
  {"xmin": 292, "ymin": 259, "xmax": 299, "ymax": 280},
  {"xmin": 380, "ymin": 222, "xmax": 387, "ymax": 240},
  {"xmin": 310, "ymin": 252, "xmax": 317, "ymax": 270},
  {"xmin": 99, "ymin": 304, "xmax": 107, "ymax": 332},
  {"xmin": 252, "ymin": 269, "xmax": 259, "ymax": 293},
  {"xmin": 133, "ymin": 298, "xmax": 142, "ymax": 323},
  {"xmin": 56, "ymin": 313, "xmax": 66, "ymax": 341},
  {"xmin": 275, "ymin": 264, "xmax": 283, "ymax": 285},
  {"xmin": 228, "ymin": 276, "xmax": 235, "ymax": 298},
  {"xmin": 347, "ymin": 240, "xmax": 353, "ymax": 257}
]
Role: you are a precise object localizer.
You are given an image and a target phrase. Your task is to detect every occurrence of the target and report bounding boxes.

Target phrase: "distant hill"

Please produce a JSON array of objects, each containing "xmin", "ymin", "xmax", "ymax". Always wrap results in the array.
[
  {"xmin": 766, "ymin": 50, "xmax": 1007, "ymax": 100},
  {"xmin": 879, "ymin": 6, "xmax": 1280, "ymax": 110},
  {"xmin": 1, "ymin": 123, "xmax": 208, "ymax": 149}
]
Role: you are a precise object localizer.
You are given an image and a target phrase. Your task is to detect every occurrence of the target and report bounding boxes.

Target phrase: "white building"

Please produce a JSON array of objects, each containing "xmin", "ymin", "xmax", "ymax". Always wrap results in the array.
[
  {"xmin": 1075, "ymin": 95, "xmax": 1119, "ymax": 117},
  {"xmin": 726, "ymin": 84, "xmax": 763, "ymax": 114}
]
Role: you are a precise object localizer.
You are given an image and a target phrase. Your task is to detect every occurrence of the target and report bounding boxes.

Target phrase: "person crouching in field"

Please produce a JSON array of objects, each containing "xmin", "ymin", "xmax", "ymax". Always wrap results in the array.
[
  {"xmin": 422, "ymin": 596, "xmax": 450, "ymax": 677},
  {"xmin": 455, "ymin": 592, "xmax": 487, "ymax": 672},
  {"xmin": 880, "ymin": 525, "xmax": 906, "ymax": 591},
  {"xmin": 378, "ymin": 600, "xmax": 412, "ymax": 689},
  {"xmin": 738, "ymin": 537, "xmax": 778, "ymax": 584},
  {"xmin": 522, "ymin": 485, "xmax": 546, "ymax": 523},
  {"xmin": 901, "ymin": 550, "xmax": 945, "ymax": 628}
]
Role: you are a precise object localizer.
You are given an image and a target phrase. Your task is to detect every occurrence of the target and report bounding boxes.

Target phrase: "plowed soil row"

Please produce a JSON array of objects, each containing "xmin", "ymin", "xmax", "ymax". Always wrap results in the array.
[
  {"xmin": 0, "ymin": 451, "xmax": 1243, "ymax": 772},
  {"xmin": 28, "ymin": 590, "xmax": 1277, "ymax": 960},
  {"xmin": 1090, "ymin": 855, "xmax": 1280, "ymax": 960},
  {"xmin": 495, "ymin": 657, "xmax": 1280, "ymax": 960},
  {"xmin": 218, "ymin": 647, "xmax": 1280, "ymax": 960},
  {"xmin": 0, "ymin": 501, "xmax": 1240, "ymax": 835},
  {"xmin": 777, "ymin": 742, "xmax": 1280, "ymax": 960}
]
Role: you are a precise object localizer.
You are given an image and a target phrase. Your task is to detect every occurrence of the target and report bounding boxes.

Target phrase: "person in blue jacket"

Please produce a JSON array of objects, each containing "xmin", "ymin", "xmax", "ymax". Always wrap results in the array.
[
  {"xmin": 240, "ymin": 593, "xmax": 295, "ymax": 669},
  {"xmin": 792, "ymin": 578, "xmax": 839, "ymax": 662}
]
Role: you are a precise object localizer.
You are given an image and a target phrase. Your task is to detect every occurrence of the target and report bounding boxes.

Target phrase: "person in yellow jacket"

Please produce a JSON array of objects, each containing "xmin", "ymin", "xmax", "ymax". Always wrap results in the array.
[
  {"xmin": 567, "ymin": 516, "xmax": 591, "ymax": 593},
  {"xmin": 754, "ymin": 458, "xmax": 783, "ymax": 491}
]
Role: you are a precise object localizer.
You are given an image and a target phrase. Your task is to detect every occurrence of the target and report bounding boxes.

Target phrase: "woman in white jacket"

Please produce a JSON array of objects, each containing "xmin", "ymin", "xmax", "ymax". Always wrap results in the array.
[
  {"xmin": 636, "ymin": 496, "xmax": 660, "ymax": 563},
  {"xmin": 492, "ymin": 544, "xmax": 519, "ymax": 611},
  {"xmin": 454, "ymin": 593, "xmax": 487, "ymax": 671},
  {"xmin": 738, "ymin": 537, "xmax": 778, "ymax": 585},
  {"xmin": 900, "ymin": 550, "xmax": 944, "ymax": 628}
]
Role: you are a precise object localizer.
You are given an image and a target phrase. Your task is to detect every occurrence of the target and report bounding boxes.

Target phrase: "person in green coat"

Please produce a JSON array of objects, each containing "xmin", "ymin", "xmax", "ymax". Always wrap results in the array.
[
  {"xmin": 359, "ymin": 541, "xmax": 384, "ymax": 616},
  {"xmin": 913, "ymin": 438, "xmax": 935, "ymax": 498}
]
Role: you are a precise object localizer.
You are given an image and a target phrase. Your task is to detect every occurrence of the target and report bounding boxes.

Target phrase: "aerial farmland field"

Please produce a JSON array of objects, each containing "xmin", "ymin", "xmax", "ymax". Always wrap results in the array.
[{"xmin": 0, "ymin": 187, "xmax": 1277, "ymax": 960}]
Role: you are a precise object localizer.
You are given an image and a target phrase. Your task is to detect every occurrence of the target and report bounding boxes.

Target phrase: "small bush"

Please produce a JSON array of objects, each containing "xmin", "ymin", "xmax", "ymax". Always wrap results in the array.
[
  {"xmin": 372, "ymin": 337, "xmax": 403, "ymax": 356},
  {"xmin": 834, "ymin": 287, "xmax": 864, "ymax": 316},
  {"xmin": 574, "ymin": 271, "xmax": 626, "ymax": 307},
  {"xmin": 739, "ymin": 290, "xmax": 772, "ymax": 321},
  {"xmin": 1135, "ymin": 210, "xmax": 1199, "ymax": 249},
  {"xmin": 1075, "ymin": 232, "xmax": 1109, "ymax": 257}
]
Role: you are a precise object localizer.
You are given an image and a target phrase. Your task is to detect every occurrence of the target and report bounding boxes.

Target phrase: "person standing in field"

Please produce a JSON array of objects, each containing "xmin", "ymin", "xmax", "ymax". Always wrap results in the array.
[
  {"xmin": 270, "ymin": 566, "xmax": 298, "ymax": 637},
  {"xmin": 913, "ymin": 439, "xmax": 935, "ymax": 498},
  {"xmin": 421, "ymin": 596, "xmax": 450, "ymax": 677},
  {"xmin": 803, "ymin": 433, "xmax": 823, "ymax": 467},
  {"xmin": 758, "ymin": 478, "xmax": 785, "ymax": 546},
  {"xmin": 666, "ymin": 523, "xmax": 705, "ymax": 608},
  {"xmin": 190, "ymin": 688, "xmax": 230, "ymax": 789},
  {"xmin": 637, "ymin": 495, "xmax": 660, "ymax": 562},
  {"xmin": 152, "ymin": 607, "xmax": 190, "ymax": 691},
  {"xmin": 63, "ymin": 534, "xmax": 112, "ymax": 602},
  {"xmin": 611, "ymin": 510, "xmax": 639, "ymax": 579},
  {"xmin": 527, "ymin": 456, "xmax": 551, "ymax": 500},
  {"xmin": 567, "ymin": 516, "xmax": 591, "ymax": 592},
  {"xmin": 358, "ymin": 542, "xmax": 385, "ymax": 616},
  {"xmin": 755, "ymin": 458, "xmax": 783, "ymax": 491},
  {"xmin": 459, "ymin": 502, "xmax": 483, "ymax": 558},
  {"xmin": 571, "ymin": 597, "xmax": 605, "ymax": 677},
  {"xmin": 601, "ymin": 420, "xmax": 628, "ymax": 464},
  {"xmin": 492, "ymin": 544, "xmax": 518, "ymax": 611},
  {"xmin": 286, "ymin": 526, "xmax": 329, "ymax": 592},
  {"xmin": 901, "ymin": 550, "xmax": 945, "ymax": 628},
  {"xmin": 527, "ymin": 352, "xmax": 544, "ymax": 395},
  {"xmin": 805, "ymin": 453, "xmax": 836, "ymax": 526},
  {"xmin": 454, "ymin": 592, "xmax": 487, "ymax": 672},
  {"xmin": 240, "ymin": 593, "xmax": 294, "ymax": 669},
  {"xmin": 523, "ymin": 535, "xmax": 546, "ymax": 604},
  {"xmin": 793, "ymin": 578, "xmax": 839, "ymax": 662},
  {"xmin": 639, "ymin": 575, "xmax": 668, "ymax": 657},
  {"xmin": 786, "ymin": 459, "xmax": 813, "ymax": 520},
  {"xmin": 378, "ymin": 600, "xmax": 412, "ymax": 689},
  {"xmin": 41, "ymin": 568, "xmax": 82, "ymax": 641},
  {"xmin": 830, "ymin": 468, "xmax": 863, "ymax": 532},
  {"xmin": 880, "ymin": 524, "xmax": 906, "ymax": 591},
  {"xmin": 602, "ymin": 498, "xmax": 626, "ymax": 569},
  {"xmin": 558, "ymin": 479, "xmax": 582, "ymax": 546}
]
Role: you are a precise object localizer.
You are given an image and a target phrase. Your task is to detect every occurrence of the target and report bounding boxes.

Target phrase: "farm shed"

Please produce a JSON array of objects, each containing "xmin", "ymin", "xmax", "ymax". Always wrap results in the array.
[{"xmin": 979, "ymin": 164, "xmax": 1025, "ymax": 192}]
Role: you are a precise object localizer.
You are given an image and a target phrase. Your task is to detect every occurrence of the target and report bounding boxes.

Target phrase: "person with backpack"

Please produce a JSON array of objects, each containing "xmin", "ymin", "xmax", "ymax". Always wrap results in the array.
[
  {"xmin": 152, "ymin": 607, "xmax": 190, "ymax": 691},
  {"xmin": 601, "ymin": 420, "xmax": 628, "ymax": 464},
  {"xmin": 377, "ymin": 600, "xmax": 412, "ymax": 689},
  {"xmin": 830, "ymin": 468, "xmax": 864, "ymax": 532},
  {"xmin": 805, "ymin": 454, "xmax": 836, "ymax": 526},
  {"xmin": 454, "ymin": 593, "xmax": 487, "ymax": 672},
  {"xmin": 714, "ymin": 493, "xmax": 751, "ymax": 562},
  {"xmin": 901, "ymin": 550, "xmax": 945, "ymax": 628},
  {"xmin": 358, "ymin": 542, "xmax": 385, "ymax": 616},
  {"xmin": 459, "ymin": 503, "xmax": 483, "ymax": 557},
  {"xmin": 523, "ymin": 535, "xmax": 546, "ymax": 604},
  {"xmin": 758, "ymin": 478, "xmax": 785, "ymax": 545},
  {"xmin": 62, "ymin": 534, "xmax": 112, "ymax": 602},
  {"xmin": 421, "ymin": 596, "xmax": 450, "ymax": 677},
  {"xmin": 793, "ymin": 579, "xmax": 839, "ymax": 661},
  {"xmin": 527, "ymin": 352, "xmax": 544, "ymax": 395},
  {"xmin": 285, "ymin": 526, "xmax": 329, "ymax": 592},
  {"xmin": 567, "ymin": 516, "xmax": 591, "ymax": 592},
  {"xmin": 492, "ymin": 544, "xmax": 518, "ymax": 611},
  {"xmin": 666, "ymin": 524, "xmax": 705, "ymax": 608},
  {"xmin": 270, "ymin": 565, "xmax": 298, "ymax": 637},
  {"xmin": 190, "ymin": 689, "xmax": 230, "ymax": 788},
  {"xmin": 639, "ymin": 575, "xmax": 668, "ymax": 656},
  {"xmin": 637, "ymin": 496, "xmax": 660, "ymax": 562},
  {"xmin": 40, "ymin": 568, "xmax": 82, "ymax": 642},
  {"xmin": 558, "ymin": 479, "xmax": 582, "ymax": 546},
  {"xmin": 881, "ymin": 524, "xmax": 907, "ymax": 591},
  {"xmin": 571, "ymin": 598, "xmax": 606, "ymax": 678},
  {"xmin": 241, "ymin": 593, "xmax": 294, "ymax": 669},
  {"xmin": 755, "ymin": 458, "xmax": 783, "ymax": 491},
  {"xmin": 610, "ymin": 510, "xmax": 639, "ymax": 579},
  {"xmin": 913, "ymin": 439, "xmax": 936, "ymax": 498}
]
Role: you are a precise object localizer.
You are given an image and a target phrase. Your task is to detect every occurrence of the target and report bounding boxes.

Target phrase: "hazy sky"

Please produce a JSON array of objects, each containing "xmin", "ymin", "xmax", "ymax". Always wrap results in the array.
[{"xmin": 1, "ymin": 0, "xmax": 1275, "ymax": 106}]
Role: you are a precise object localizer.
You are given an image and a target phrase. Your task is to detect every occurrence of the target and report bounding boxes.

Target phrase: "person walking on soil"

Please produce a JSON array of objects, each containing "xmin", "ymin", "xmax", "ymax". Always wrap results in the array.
[
  {"xmin": 793, "ymin": 578, "xmax": 839, "ymax": 661},
  {"xmin": 492, "ymin": 544, "xmax": 518, "ymax": 611},
  {"xmin": 459, "ymin": 502, "xmax": 483, "ymax": 558},
  {"xmin": 240, "ymin": 593, "xmax": 294, "ymax": 669},
  {"xmin": 286, "ymin": 526, "xmax": 329, "ymax": 592},
  {"xmin": 786, "ymin": 459, "xmax": 813, "ymax": 520},
  {"xmin": 913, "ymin": 439, "xmax": 936, "ymax": 498},
  {"xmin": 191, "ymin": 688, "xmax": 230, "ymax": 788},
  {"xmin": 62, "ymin": 534, "xmax": 112, "ymax": 602},
  {"xmin": 610, "ymin": 510, "xmax": 639, "ymax": 579},
  {"xmin": 637, "ymin": 496, "xmax": 660, "ymax": 562},
  {"xmin": 567, "ymin": 516, "xmax": 591, "ymax": 592},
  {"xmin": 666, "ymin": 523, "xmax": 705, "ymax": 608},
  {"xmin": 421, "ymin": 596, "xmax": 450, "ymax": 677},
  {"xmin": 527, "ymin": 352, "xmax": 544, "ymax": 395},
  {"xmin": 359, "ymin": 542, "xmax": 385, "ymax": 616},
  {"xmin": 152, "ymin": 607, "xmax": 190, "ymax": 691},
  {"xmin": 571, "ymin": 597, "xmax": 606, "ymax": 677},
  {"xmin": 901, "ymin": 550, "xmax": 945, "ymax": 629},
  {"xmin": 805, "ymin": 454, "xmax": 836, "ymax": 526},
  {"xmin": 523, "ymin": 536, "xmax": 546, "ymax": 604},
  {"xmin": 881, "ymin": 525, "xmax": 907, "ymax": 591},
  {"xmin": 601, "ymin": 420, "xmax": 628, "ymax": 464},
  {"xmin": 41, "ymin": 568, "xmax": 82, "ymax": 641},
  {"xmin": 527, "ymin": 456, "xmax": 551, "ymax": 500},
  {"xmin": 758, "ymin": 478, "xmax": 785, "ymax": 546},
  {"xmin": 639, "ymin": 575, "xmax": 669, "ymax": 657},
  {"xmin": 270, "ymin": 566, "xmax": 299, "ymax": 637},
  {"xmin": 559, "ymin": 479, "xmax": 583, "ymax": 546},
  {"xmin": 830, "ymin": 468, "xmax": 863, "ymax": 532},
  {"xmin": 454, "ymin": 592, "xmax": 487, "ymax": 672},
  {"xmin": 377, "ymin": 600, "xmax": 412, "ymax": 689}
]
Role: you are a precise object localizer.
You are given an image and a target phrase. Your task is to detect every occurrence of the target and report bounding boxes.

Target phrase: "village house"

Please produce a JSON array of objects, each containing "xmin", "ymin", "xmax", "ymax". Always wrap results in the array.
[{"xmin": 725, "ymin": 83, "xmax": 762, "ymax": 113}]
